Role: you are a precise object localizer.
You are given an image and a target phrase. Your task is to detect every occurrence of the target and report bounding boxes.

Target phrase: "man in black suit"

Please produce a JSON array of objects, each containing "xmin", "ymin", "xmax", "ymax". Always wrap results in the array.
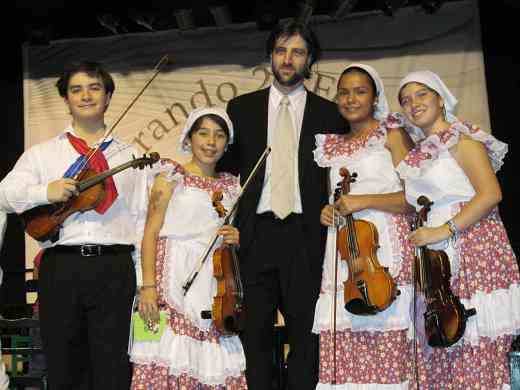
[{"xmin": 218, "ymin": 21, "xmax": 346, "ymax": 390}]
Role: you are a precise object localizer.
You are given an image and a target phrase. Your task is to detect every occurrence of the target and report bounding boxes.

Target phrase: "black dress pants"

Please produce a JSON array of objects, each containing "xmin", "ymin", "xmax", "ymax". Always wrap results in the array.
[
  {"xmin": 38, "ymin": 245, "xmax": 136, "ymax": 390},
  {"xmin": 240, "ymin": 214, "xmax": 322, "ymax": 390}
]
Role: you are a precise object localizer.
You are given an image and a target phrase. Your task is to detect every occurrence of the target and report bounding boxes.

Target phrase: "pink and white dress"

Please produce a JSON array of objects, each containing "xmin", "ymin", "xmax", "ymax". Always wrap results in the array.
[
  {"xmin": 313, "ymin": 113, "xmax": 417, "ymax": 389},
  {"xmin": 397, "ymin": 121, "xmax": 520, "ymax": 389},
  {"xmin": 130, "ymin": 159, "xmax": 247, "ymax": 390}
]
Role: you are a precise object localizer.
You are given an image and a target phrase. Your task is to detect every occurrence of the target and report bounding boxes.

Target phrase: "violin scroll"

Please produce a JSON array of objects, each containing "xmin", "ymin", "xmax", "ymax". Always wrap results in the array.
[
  {"xmin": 334, "ymin": 168, "xmax": 357, "ymax": 202},
  {"xmin": 132, "ymin": 152, "xmax": 160, "ymax": 169},
  {"xmin": 212, "ymin": 191, "xmax": 227, "ymax": 218}
]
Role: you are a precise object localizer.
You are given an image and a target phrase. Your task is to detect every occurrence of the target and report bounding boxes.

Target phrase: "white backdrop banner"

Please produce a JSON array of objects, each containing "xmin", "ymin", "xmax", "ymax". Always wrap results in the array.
[{"xmin": 22, "ymin": 0, "xmax": 486, "ymax": 263}]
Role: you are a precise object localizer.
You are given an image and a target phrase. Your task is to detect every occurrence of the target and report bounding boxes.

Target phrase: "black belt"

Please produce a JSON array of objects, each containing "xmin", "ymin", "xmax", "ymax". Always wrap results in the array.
[
  {"xmin": 49, "ymin": 244, "xmax": 135, "ymax": 257},
  {"xmin": 258, "ymin": 211, "xmax": 300, "ymax": 220}
]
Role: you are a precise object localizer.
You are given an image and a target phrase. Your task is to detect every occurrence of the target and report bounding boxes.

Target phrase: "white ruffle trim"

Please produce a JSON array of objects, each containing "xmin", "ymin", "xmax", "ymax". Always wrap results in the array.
[
  {"xmin": 314, "ymin": 283, "xmax": 520, "ymax": 345},
  {"xmin": 313, "ymin": 285, "xmax": 414, "ymax": 333},
  {"xmin": 397, "ymin": 121, "xmax": 508, "ymax": 179},
  {"xmin": 314, "ymin": 113, "xmax": 404, "ymax": 168},
  {"xmin": 130, "ymin": 329, "xmax": 245, "ymax": 385},
  {"xmin": 459, "ymin": 284, "xmax": 520, "ymax": 345},
  {"xmin": 316, "ymin": 381, "xmax": 411, "ymax": 390}
]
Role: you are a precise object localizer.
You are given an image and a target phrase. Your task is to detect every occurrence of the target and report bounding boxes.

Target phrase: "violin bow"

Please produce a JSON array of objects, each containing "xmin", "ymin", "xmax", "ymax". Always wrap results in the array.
[
  {"xmin": 411, "ymin": 210, "xmax": 420, "ymax": 387},
  {"xmin": 182, "ymin": 146, "xmax": 271, "ymax": 296},
  {"xmin": 330, "ymin": 168, "xmax": 339, "ymax": 387},
  {"xmin": 73, "ymin": 55, "xmax": 169, "ymax": 177}
]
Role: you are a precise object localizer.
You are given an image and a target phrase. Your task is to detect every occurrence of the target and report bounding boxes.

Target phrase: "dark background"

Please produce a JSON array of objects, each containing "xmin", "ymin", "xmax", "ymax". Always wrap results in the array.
[{"xmin": 0, "ymin": 0, "xmax": 518, "ymax": 307}]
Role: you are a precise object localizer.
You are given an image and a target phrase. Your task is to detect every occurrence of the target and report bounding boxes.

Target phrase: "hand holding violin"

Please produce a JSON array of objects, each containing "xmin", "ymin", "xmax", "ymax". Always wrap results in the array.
[
  {"xmin": 334, "ymin": 193, "xmax": 369, "ymax": 216},
  {"xmin": 47, "ymin": 178, "xmax": 79, "ymax": 202},
  {"xmin": 408, "ymin": 225, "xmax": 452, "ymax": 247},
  {"xmin": 320, "ymin": 204, "xmax": 337, "ymax": 227},
  {"xmin": 217, "ymin": 225, "xmax": 239, "ymax": 246}
]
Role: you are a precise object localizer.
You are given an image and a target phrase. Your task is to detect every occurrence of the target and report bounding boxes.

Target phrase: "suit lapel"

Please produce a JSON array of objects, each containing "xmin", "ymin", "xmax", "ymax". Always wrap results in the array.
[{"xmin": 247, "ymin": 88, "xmax": 270, "ymax": 191}]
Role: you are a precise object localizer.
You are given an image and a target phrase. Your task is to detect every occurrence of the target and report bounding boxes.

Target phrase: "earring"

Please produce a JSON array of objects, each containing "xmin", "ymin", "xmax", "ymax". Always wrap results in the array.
[
  {"xmin": 184, "ymin": 141, "xmax": 192, "ymax": 152},
  {"xmin": 442, "ymin": 106, "xmax": 447, "ymax": 121}
]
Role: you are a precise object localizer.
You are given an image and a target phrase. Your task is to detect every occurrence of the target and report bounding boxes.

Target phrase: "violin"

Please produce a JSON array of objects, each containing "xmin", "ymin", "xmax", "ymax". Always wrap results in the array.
[
  {"xmin": 335, "ymin": 167, "xmax": 398, "ymax": 315},
  {"xmin": 20, "ymin": 153, "xmax": 160, "ymax": 242},
  {"xmin": 20, "ymin": 56, "xmax": 169, "ymax": 243},
  {"xmin": 200, "ymin": 191, "xmax": 245, "ymax": 336},
  {"xmin": 413, "ymin": 195, "xmax": 476, "ymax": 347}
]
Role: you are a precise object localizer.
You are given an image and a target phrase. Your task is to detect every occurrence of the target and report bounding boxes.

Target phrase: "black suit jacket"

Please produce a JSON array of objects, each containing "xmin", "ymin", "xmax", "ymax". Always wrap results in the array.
[{"xmin": 218, "ymin": 87, "xmax": 347, "ymax": 275}]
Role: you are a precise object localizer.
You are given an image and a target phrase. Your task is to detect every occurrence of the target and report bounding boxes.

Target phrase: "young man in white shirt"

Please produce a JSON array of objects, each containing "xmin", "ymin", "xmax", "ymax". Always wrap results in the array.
[{"xmin": 0, "ymin": 61, "xmax": 148, "ymax": 390}]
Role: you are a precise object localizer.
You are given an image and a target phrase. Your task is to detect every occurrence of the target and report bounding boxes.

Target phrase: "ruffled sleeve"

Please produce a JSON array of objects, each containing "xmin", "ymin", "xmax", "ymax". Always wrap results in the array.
[
  {"xmin": 313, "ymin": 133, "xmax": 345, "ymax": 168},
  {"xmin": 396, "ymin": 121, "xmax": 508, "ymax": 179},
  {"xmin": 150, "ymin": 158, "xmax": 186, "ymax": 184},
  {"xmin": 381, "ymin": 112, "xmax": 406, "ymax": 129},
  {"xmin": 457, "ymin": 122, "xmax": 508, "ymax": 172}
]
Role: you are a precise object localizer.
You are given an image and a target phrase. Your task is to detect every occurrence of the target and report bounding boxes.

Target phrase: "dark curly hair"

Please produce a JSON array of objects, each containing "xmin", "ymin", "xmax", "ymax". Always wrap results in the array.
[
  {"xmin": 56, "ymin": 61, "xmax": 115, "ymax": 98},
  {"xmin": 265, "ymin": 20, "xmax": 321, "ymax": 79}
]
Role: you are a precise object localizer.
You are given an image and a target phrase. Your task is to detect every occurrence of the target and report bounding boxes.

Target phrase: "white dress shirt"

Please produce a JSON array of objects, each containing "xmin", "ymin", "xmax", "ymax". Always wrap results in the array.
[
  {"xmin": 0, "ymin": 125, "xmax": 148, "ymax": 252},
  {"xmin": 256, "ymin": 84, "xmax": 306, "ymax": 214}
]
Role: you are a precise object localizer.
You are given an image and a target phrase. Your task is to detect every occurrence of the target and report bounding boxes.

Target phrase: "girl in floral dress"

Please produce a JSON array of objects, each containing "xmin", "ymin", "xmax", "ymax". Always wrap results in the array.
[
  {"xmin": 130, "ymin": 107, "xmax": 247, "ymax": 390},
  {"xmin": 397, "ymin": 70, "xmax": 520, "ymax": 389},
  {"xmin": 313, "ymin": 64, "xmax": 417, "ymax": 389}
]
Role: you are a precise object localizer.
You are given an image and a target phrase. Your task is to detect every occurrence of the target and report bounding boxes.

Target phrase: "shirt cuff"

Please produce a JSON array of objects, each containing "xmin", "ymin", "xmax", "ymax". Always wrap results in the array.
[{"xmin": 29, "ymin": 184, "xmax": 51, "ymax": 206}]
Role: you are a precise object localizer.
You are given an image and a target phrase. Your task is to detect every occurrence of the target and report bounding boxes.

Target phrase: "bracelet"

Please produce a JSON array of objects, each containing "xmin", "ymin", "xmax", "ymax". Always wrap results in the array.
[
  {"xmin": 445, "ymin": 219, "xmax": 459, "ymax": 239},
  {"xmin": 141, "ymin": 284, "xmax": 156, "ymax": 289}
]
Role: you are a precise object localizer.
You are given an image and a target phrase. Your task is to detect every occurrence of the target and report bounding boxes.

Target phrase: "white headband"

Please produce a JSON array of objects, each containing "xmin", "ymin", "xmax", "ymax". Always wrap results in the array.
[
  {"xmin": 179, "ymin": 107, "xmax": 234, "ymax": 154},
  {"xmin": 341, "ymin": 63, "xmax": 390, "ymax": 121},
  {"xmin": 398, "ymin": 70, "xmax": 458, "ymax": 123}
]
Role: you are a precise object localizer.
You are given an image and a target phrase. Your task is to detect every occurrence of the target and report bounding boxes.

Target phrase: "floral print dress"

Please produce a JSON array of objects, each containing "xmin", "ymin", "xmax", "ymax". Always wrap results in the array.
[
  {"xmin": 396, "ymin": 121, "xmax": 520, "ymax": 389},
  {"xmin": 130, "ymin": 159, "xmax": 247, "ymax": 390},
  {"xmin": 313, "ymin": 113, "xmax": 417, "ymax": 389}
]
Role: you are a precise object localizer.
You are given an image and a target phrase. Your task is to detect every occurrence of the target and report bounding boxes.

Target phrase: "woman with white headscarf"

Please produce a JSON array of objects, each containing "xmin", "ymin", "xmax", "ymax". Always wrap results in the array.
[
  {"xmin": 312, "ymin": 64, "xmax": 417, "ymax": 389},
  {"xmin": 130, "ymin": 107, "xmax": 247, "ymax": 389},
  {"xmin": 397, "ymin": 70, "xmax": 520, "ymax": 388}
]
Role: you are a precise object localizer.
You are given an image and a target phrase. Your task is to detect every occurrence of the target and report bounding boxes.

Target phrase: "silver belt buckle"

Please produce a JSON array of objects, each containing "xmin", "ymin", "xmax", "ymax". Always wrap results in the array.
[{"xmin": 80, "ymin": 244, "xmax": 101, "ymax": 257}]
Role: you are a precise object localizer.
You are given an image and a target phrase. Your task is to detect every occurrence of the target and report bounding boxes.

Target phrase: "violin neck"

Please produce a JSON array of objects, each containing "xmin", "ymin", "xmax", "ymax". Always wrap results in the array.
[
  {"xmin": 413, "ymin": 217, "xmax": 430, "ymax": 293},
  {"xmin": 344, "ymin": 214, "xmax": 360, "ymax": 259},
  {"xmin": 77, "ymin": 160, "xmax": 136, "ymax": 192}
]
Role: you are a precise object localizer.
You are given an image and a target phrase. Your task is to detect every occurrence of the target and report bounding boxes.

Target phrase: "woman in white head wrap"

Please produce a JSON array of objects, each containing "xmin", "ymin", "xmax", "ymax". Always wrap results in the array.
[
  {"xmin": 130, "ymin": 107, "xmax": 247, "ymax": 389},
  {"xmin": 396, "ymin": 70, "xmax": 520, "ymax": 388},
  {"xmin": 312, "ymin": 64, "xmax": 418, "ymax": 389}
]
